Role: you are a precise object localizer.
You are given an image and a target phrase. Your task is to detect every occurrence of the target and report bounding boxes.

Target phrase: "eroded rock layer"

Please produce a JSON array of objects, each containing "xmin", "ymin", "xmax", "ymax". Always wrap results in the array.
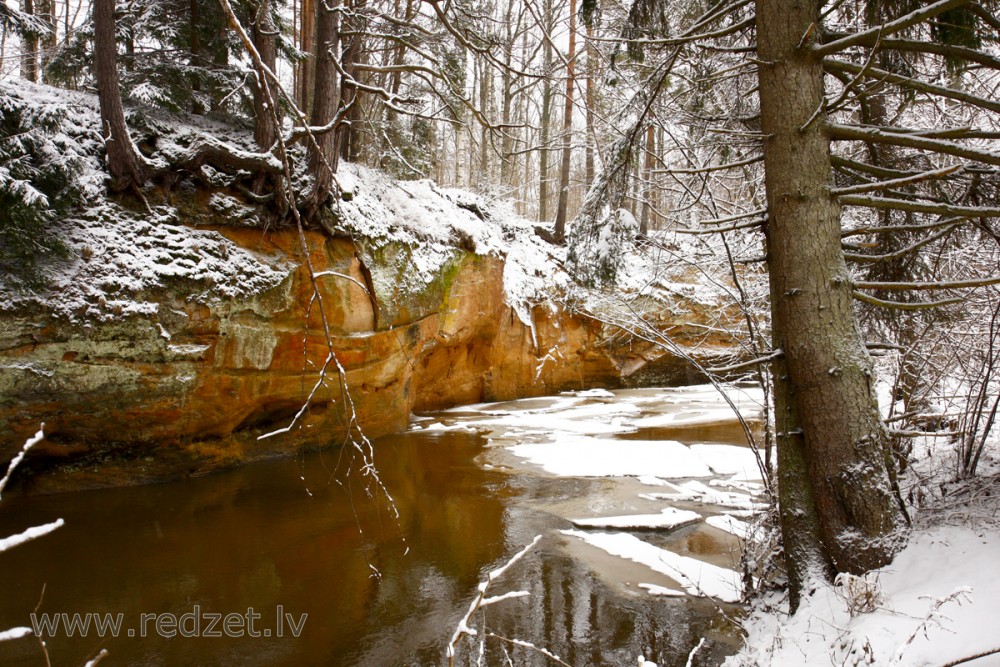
[{"xmin": 0, "ymin": 227, "xmax": 732, "ymax": 492}]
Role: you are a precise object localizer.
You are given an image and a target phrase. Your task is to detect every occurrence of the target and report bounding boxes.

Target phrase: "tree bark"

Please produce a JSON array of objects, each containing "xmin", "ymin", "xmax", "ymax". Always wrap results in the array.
[
  {"xmin": 756, "ymin": 0, "xmax": 906, "ymax": 608},
  {"xmin": 296, "ymin": 0, "xmax": 315, "ymax": 114},
  {"xmin": 303, "ymin": 0, "xmax": 340, "ymax": 216},
  {"xmin": 93, "ymin": 0, "xmax": 147, "ymax": 190},
  {"xmin": 537, "ymin": 0, "xmax": 553, "ymax": 222},
  {"xmin": 251, "ymin": 0, "xmax": 280, "ymax": 151},
  {"xmin": 639, "ymin": 124, "xmax": 654, "ymax": 235},
  {"xmin": 20, "ymin": 0, "xmax": 38, "ymax": 81},
  {"xmin": 553, "ymin": 0, "xmax": 576, "ymax": 243},
  {"xmin": 36, "ymin": 0, "xmax": 55, "ymax": 80},
  {"xmin": 338, "ymin": 0, "xmax": 365, "ymax": 162}
]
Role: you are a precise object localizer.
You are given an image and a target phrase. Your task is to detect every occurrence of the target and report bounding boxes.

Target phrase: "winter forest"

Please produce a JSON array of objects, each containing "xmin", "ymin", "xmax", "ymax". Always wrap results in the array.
[{"xmin": 1, "ymin": 0, "xmax": 1000, "ymax": 664}]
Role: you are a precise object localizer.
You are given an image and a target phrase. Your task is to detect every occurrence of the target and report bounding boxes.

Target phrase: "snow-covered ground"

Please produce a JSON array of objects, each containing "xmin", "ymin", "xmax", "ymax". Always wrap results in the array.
[
  {"xmin": 729, "ymin": 520, "xmax": 1000, "ymax": 667},
  {"xmin": 724, "ymin": 430, "xmax": 1000, "ymax": 667},
  {"xmin": 1, "ymin": 79, "xmax": 737, "ymax": 343}
]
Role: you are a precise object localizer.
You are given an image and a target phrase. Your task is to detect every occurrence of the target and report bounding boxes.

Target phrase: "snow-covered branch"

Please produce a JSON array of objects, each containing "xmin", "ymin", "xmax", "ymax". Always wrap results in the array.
[
  {"xmin": 0, "ymin": 426, "xmax": 66, "ymax": 654},
  {"xmin": 0, "ymin": 425, "xmax": 44, "ymax": 499},
  {"xmin": 0, "ymin": 519, "xmax": 65, "ymax": 554},
  {"xmin": 827, "ymin": 123, "xmax": 1000, "ymax": 167},
  {"xmin": 446, "ymin": 535, "xmax": 542, "ymax": 666},
  {"xmin": 831, "ymin": 165, "xmax": 963, "ymax": 196},
  {"xmin": 852, "ymin": 290, "xmax": 963, "ymax": 311},
  {"xmin": 706, "ymin": 349, "xmax": 783, "ymax": 373},
  {"xmin": 842, "ymin": 216, "xmax": 969, "ymax": 239},
  {"xmin": 855, "ymin": 277, "xmax": 1000, "ymax": 291},
  {"xmin": 824, "ymin": 58, "xmax": 1000, "ymax": 115},
  {"xmin": 813, "ymin": 0, "xmax": 971, "ymax": 56},
  {"xmin": 839, "ymin": 195, "xmax": 1000, "ymax": 219}
]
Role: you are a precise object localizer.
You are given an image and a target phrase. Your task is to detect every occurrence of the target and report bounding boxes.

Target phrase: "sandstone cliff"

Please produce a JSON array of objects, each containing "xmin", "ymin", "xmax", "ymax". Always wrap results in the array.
[{"xmin": 0, "ymin": 167, "xmax": 738, "ymax": 491}]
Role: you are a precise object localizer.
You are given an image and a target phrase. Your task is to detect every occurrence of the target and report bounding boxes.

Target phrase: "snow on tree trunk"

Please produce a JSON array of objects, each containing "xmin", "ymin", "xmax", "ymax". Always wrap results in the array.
[{"xmin": 756, "ymin": 0, "xmax": 907, "ymax": 609}]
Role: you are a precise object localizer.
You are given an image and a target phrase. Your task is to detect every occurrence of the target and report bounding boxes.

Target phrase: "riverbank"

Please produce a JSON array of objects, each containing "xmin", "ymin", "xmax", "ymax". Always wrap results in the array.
[{"xmin": 725, "ymin": 438, "xmax": 1000, "ymax": 667}]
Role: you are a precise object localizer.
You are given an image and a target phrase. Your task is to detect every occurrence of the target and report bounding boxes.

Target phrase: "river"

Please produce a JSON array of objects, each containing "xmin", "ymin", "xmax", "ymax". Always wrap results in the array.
[{"xmin": 0, "ymin": 385, "xmax": 764, "ymax": 666}]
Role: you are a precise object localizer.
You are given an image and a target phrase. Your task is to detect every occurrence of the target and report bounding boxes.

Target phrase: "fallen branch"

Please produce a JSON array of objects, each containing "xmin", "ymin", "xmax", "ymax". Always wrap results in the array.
[{"xmin": 942, "ymin": 646, "xmax": 1000, "ymax": 667}]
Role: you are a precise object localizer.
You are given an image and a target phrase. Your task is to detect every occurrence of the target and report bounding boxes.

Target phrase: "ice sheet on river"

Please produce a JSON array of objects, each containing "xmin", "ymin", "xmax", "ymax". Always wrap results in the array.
[
  {"xmin": 425, "ymin": 384, "xmax": 764, "ymax": 438},
  {"xmin": 506, "ymin": 436, "xmax": 767, "ymax": 481},
  {"xmin": 569, "ymin": 507, "xmax": 701, "ymax": 530},
  {"xmin": 641, "ymin": 480, "xmax": 764, "ymax": 511},
  {"xmin": 508, "ymin": 437, "xmax": 714, "ymax": 477},
  {"xmin": 562, "ymin": 530, "xmax": 743, "ymax": 602}
]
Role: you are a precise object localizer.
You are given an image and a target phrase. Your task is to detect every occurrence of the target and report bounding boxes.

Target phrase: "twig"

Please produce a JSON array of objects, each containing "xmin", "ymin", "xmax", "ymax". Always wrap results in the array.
[
  {"xmin": 33, "ymin": 584, "xmax": 51, "ymax": 667},
  {"xmin": 447, "ymin": 535, "xmax": 542, "ymax": 666},
  {"xmin": 686, "ymin": 637, "xmax": 707, "ymax": 667},
  {"xmin": 888, "ymin": 588, "xmax": 972, "ymax": 666},
  {"xmin": 707, "ymin": 349, "xmax": 783, "ymax": 374},
  {"xmin": 0, "ymin": 424, "xmax": 45, "ymax": 499},
  {"xmin": 84, "ymin": 649, "xmax": 109, "ymax": 667},
  {"xmin": 484, "ymin": 633, "xmax": 572, "ymax": 666},
  {"xmin": 942, "ymin": 646, "xmax": 1000, "ymax": 666}
]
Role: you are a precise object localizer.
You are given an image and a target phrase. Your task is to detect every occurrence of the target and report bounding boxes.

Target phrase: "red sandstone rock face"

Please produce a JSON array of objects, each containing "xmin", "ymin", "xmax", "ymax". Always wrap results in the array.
[{"xmin": 0, "ymin": 228, "xmax": 733, "ymax": 492}]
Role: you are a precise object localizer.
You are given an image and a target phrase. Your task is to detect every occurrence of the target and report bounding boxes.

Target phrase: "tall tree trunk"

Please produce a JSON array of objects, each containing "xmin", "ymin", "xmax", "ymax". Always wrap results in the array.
[
  {"xmin": 537, "ymin": 0, "xmax": 553, "ymax": 222},
  {"xmin": 639, "ymin": 124, "xmax": 654, "ymax": 235},
  {"xmin": 584, "ymin": 21, "xmax": 596, "ymax": 186},
  {"xmin": 190, "ymin": 0, "xmax": 203, "ymax": 113},
  {"xmin": 209, "ymin": 23, "xmax": 229, "ymax": 113},
  {"xmin": 303, "ymin": 0, "xmax": 340, "ymax": 216},
  {"xmin": 454, "ymin": 123, "xmax": 463, "ymax": 187},
  {"xmin": 498, "ymin": 0, "xmax": 517, "ymax": 187},
  {"xmin": 338, "ymin": 0, "xmax": 365, "ymax": 162},
  {"xmin": 250, "ymin": 0, "xmax": 283, "ymax": 203},
  {"xmin": 379, "ymin": 0, "xmax": 411, "ymax": 169},
  {"xmin": 251, "ymin": 0, "xmax": 279, "ymax": 150},
  {"xmin": 297, "ymin": 0, "xmax": 315, "ymax": 113},
  {"xmin": 756, "ymin": 0, "xmax": 906, "ymax": 609},
  {"xmin": 94, "ymin": 0, "xmax": 147, "ymax": 190},
  {"xmin": 36, "ymin": 0, "xmax": 55, "ymax": 80},
  {"xmin": 478, "ymin": 55, "xmax": 490, "ymax": 187},
  {"xmin": 20, "ymin": 0, "xmax": 38, "ymax": 81},
  {"xmin": 553, "ymin": 0, "xmax": 576, "ymax": 243}
]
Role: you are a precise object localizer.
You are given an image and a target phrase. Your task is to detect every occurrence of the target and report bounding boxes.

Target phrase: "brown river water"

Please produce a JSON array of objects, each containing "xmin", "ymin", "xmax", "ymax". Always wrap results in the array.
[{"xmin": 0, "ymin": 387, "xmax": 759, "ymax": 666}]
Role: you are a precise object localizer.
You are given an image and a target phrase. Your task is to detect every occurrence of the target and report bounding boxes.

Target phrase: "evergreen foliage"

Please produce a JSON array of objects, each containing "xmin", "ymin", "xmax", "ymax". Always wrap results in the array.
[{"xmin": 0, "ymin": 89, "xmax": 94, "ymax": 285}]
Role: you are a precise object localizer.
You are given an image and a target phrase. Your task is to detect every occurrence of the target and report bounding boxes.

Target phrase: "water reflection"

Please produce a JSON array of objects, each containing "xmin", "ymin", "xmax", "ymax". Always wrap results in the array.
[{"xmin": 0, "ymin": 411, "xmax": 742, "ymax": 666}]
